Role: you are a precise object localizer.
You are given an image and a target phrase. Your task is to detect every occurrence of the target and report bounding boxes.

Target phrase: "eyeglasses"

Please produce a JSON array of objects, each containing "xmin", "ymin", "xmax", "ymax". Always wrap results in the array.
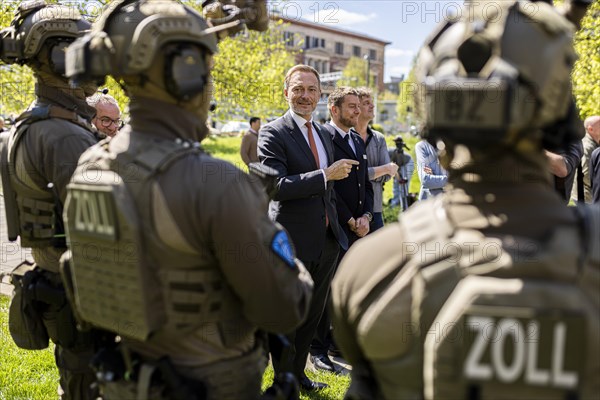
[{"xmin": 97, "ymin": 116, "xmax": 123, "ymax": 128}]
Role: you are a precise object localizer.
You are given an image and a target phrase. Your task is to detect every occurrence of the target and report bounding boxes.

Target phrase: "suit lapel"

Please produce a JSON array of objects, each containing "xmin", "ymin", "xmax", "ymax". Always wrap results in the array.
[
  {"xmin": 284, "ymin": 111, "xmax": 317, "ymax": 168},
  {"xmin": 332, "ymin": 129, "xmax": 357, "ymax": 160}
]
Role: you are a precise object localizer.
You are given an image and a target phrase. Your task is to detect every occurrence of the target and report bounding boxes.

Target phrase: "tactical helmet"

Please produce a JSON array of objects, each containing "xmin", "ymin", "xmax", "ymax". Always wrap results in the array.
[
  {"xmin": 0, "ymin": 0, "xmax": 91, "ymax": 76},
  {"xmin": 415, "ymin": 0, "xmax": 579, "ymax": 149},
  {"xmin": 65, "ymin": 0, "xmax": 220, "ymax": 102}
]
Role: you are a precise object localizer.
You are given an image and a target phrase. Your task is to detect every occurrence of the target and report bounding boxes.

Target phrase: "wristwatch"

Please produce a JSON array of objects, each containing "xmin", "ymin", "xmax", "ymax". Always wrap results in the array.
[{"xmin": 363, "ymin": 212, "xmax": 373, "ymax": 222}]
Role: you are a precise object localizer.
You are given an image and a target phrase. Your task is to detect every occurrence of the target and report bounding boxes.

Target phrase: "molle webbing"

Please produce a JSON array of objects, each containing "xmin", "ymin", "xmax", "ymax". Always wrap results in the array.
[
  {"xmin": 5, "ymin": 118, "xmax": 58, "ymax": 247},
  {"xmin": 66, "ymin": 136, "xmax": 237, "ymax": 341}
]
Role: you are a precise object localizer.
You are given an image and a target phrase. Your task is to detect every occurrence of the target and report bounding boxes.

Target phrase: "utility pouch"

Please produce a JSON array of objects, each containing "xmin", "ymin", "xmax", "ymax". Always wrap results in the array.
[
  {"xmin": 54, "ymin": 300, "xmax": 79, "ymax": 349},
  {"xmin": 8, "ymin": 261, "xmax": 49, "ymax": 350},
  {"xmin": 31, "ymin": 272, "xmax": 88, "ymax": 350},
  {"xmin": 93, "ymin": 346, "xmax": 205, "ymax": 400}
]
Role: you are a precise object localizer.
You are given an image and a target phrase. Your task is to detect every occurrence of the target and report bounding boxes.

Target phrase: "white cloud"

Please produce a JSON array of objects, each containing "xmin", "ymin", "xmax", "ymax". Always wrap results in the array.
[
  {"xmin": 308, "ymin": 9, "xmax": 377, "ymax": 25},
  {"xmin": 387, "ymin": 48, "xmax": 414, "ymax": 58}
]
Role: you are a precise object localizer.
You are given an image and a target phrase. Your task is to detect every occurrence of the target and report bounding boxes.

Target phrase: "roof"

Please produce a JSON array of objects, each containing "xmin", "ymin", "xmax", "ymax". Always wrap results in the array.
[{"xmin": 274, "ymin": 15, "xmax": 391, "ymax": 46}]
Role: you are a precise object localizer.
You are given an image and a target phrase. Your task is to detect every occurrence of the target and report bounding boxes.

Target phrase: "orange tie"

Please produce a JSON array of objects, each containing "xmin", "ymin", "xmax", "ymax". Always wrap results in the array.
[
  {"xmin": 305, "ymin": 122, "xmax": 320, "ymax": 168},
  {"xmin": 305, "ymin": 122, "xmax": 329, "ymax": 227}
]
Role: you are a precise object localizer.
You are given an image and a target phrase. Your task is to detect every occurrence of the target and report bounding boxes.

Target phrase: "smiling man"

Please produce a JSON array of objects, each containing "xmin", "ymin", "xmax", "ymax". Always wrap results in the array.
[
  {"xmin": 258, "ymin": 64, "xmax": 357, "ymax": 391},
  {"xmin": 87, "ymin": 92, "xmax": 122, "ymax": 138}
]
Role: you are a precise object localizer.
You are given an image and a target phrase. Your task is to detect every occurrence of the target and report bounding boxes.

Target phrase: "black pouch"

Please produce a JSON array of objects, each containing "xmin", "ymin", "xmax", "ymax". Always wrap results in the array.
[{"xmin": 8, "ymin": 261, "xmax": 50, "ymax": 350}]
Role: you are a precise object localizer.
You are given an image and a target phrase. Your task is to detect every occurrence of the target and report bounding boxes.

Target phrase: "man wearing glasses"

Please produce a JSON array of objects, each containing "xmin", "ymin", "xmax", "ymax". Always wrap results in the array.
[{"xmin": 87, "ymin": 91, "xmax": 122, "ymax": 138}]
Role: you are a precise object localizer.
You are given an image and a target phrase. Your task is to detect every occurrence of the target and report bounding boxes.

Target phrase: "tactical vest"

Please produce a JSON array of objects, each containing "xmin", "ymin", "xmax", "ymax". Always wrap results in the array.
[
  {"xmin": 0, "ymin": 105, "xmax": 95, "ymax": 248},
  {"xmin": 64, "ymin": 135, "xmax": 239, "ymax": 342},
  {"xmin": 357, "ymin": 197, "xmax": 600, "ymax": 399}
]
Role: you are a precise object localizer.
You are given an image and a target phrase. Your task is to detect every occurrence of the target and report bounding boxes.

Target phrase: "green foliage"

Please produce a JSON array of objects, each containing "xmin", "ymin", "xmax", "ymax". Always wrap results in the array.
[
  {"xmin": 2, "ymin": 3, "xmax": 295, "ymax": 122},
  {"xmin": 378, "ymin": 90, "xmax": 398, "ymax": 101},
  {"xmin": 0, "ymin": 1, "xmax": 128, "ymax": 119},
  {"xmin": 210, "ymin": 21, "xmax": 297, "ymax": 122},
  {"xmin": 396, "ymin": 60, "xmax": 417, "ymax": 125},
  {"xmin": 371, "ymin": 123, "xmax": 385, "ymax": 135},
  {"xmin": 572, "ymin": 1, "xmax": 600, "ymax": 118},
  {"xmin": 337, "ymin": 57, "xmax": 374, "ymax": 88}
]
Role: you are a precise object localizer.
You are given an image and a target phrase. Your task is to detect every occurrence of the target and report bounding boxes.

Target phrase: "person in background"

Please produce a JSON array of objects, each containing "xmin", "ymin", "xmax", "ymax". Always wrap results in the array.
[
  {"xmin": 546, "ymin": 141, "xmax": 583, "ymax": 203},
  {"xmin": 415, "ymin": 138, "xmax": 447, "ymax": 200},
  {"xmin": 354, "ymin": 87, "xmax": 398, "ymax": 231},
  {"xmin": 591, "ymin": 146, "xmax": 600, "ymax": 204},
  {"xmin": 388, "ymin": 135, "xmax": 414, "ymax": 211},
  {"xmin": 258, "ymin": 64, "xmax": 355, "ymax": 391},
  {"xmin": 240, "ymin": 116, "xmax": 261, "ymax": 165},
  {"xmin": 87, "ymin": 91, "xmax": 122, "ymax": 138},
  {"xmin": 570, "ymin": 115, "xmax": 600, "ymax": 203}
]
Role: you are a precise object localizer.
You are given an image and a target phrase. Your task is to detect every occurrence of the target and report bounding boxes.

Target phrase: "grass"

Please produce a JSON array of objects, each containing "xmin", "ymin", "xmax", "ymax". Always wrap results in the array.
[
  {"xmin": 0, "ymin": 296, "xmax": 349, "ymax": 399},
  {"xmin": 0, "ymin": 132, "xmax": 421, "ymax": 399}
]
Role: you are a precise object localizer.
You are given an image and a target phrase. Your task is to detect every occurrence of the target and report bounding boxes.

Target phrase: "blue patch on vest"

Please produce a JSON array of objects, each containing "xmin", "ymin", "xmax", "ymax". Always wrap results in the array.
[{"xmin": 271, "ymin": 230, "xmax": 296, "ymax": 269}]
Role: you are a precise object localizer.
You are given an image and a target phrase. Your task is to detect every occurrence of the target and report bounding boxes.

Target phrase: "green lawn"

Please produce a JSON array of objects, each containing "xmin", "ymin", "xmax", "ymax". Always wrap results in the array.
[
  {"xmin": 0, "ymin": 296, "xmax": 348, "ymax": 399},
  {"xmin": 0, "ymin": 132, "xmax": 420, "ymax": 399}
]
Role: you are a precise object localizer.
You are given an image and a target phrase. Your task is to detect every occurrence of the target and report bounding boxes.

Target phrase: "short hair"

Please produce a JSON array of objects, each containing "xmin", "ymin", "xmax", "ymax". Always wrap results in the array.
[
  {"xmin": 355, "ymin": 87, "xmax": 373, "ymax": 101},
  {"xmin": 249, "ymin": 117, "xmax": 260, "ymax": 125},
  {"xmin": 327, "ymin": 87, "xmax": 359, "ymax": 110},
  {"xmin": 87, "ymin": 93, "xmax": 120, "ymax": 109},
  {"xmin": 284, "ymin": 65, "xmax": 321, "ymax": 90},
  {"xmin": 584, "ymin": 115, "xmax": 600, "ymax": 130}
]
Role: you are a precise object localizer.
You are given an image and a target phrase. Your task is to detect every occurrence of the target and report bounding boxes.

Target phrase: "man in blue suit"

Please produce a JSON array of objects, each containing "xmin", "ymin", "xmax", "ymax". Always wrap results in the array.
[
  {"xmin": 258, "ymin": 65, "xmax": 357, "ymax": 391},
  {"xmin": 310, "ymin": 87, "xmax": 374, "ymax": 372},
  {"xmin": 323, "ymin": 87, "xmax": 374, "ymax": 246}
]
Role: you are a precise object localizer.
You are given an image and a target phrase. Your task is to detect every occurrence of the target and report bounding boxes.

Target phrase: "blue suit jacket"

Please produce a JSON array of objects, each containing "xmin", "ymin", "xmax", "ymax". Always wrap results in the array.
[
  {"xmin": 258, "ymin": 111, "xmax": 347, "ymax": 262},
  {"xmin": 323, "ymin": 123, "xmax": 373, "ymax": 245}
]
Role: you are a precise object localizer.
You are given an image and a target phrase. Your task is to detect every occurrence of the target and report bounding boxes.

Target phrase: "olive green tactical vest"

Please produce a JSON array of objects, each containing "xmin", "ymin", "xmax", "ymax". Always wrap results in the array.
[
  {"xmin": 0, "ymin": 107, "xmax": 89, "ymax": 249},
  {"xmin": 358, "ymin": 197, "xmax": 600, "ymax": 399},
  {"xmin": 64, "ymin": 136, "xmax": 239, "ymax": 342}
]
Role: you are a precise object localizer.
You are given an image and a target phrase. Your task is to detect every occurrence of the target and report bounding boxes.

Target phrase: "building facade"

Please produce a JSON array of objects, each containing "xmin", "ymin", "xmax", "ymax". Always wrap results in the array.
[{"xmin": 276, "ymin": 15, "xmax": 390, "ymax": 94}]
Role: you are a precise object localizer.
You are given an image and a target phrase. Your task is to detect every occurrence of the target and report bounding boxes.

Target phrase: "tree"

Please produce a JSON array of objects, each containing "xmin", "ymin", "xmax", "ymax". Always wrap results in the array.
[
  {"xmin": 396, "ymin": 58, "xmax": 418, "ymax": 128},
  {"xmin": 572, "ymin": 1, "xmax": 600, "ymax": 119},
  {"xmin": 209, "ymin": 20, "xmax": 297, "ymax": 121},
  {"xmin": 2, "ymin": 2, "xmax": 297, "ymax": 123},
  {"xmin": 337, "ymin": 56, "xmax": 375, "ymax": 88},
  {"xmin": 0, "ymin": 0, "xmax": 127, "ymax": 119}
]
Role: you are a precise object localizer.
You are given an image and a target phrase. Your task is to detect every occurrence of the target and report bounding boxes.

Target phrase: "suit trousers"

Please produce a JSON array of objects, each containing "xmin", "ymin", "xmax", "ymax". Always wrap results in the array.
[{"xmin": 273, "ymin": 227, "xmax": 339, "ymax": 378}]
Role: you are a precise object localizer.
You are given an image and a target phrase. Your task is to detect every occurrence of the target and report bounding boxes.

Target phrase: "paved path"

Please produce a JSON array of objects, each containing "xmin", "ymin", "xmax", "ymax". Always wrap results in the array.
[{"xmin": 0, "ymin": 195, "xmax": 31, "ymax": 296}]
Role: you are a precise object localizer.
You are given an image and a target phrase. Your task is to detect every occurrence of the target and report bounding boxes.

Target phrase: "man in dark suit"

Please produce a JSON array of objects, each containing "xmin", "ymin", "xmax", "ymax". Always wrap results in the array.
[
  {"xmin": 258, "ymin": 65, "xmax": 358, "ymax": 390},
  {"xmin": 324, "ymin": 87, "xmax": 374, "ymax": 245},
  {"xmin": 310, "ymin": 87, "xmax": 374, "ymax": 372}
]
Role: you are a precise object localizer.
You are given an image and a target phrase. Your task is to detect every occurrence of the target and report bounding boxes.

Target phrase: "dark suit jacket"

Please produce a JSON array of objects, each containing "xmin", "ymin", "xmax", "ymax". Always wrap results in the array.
[
  {"xmin": 258, "ymin": 111, "xmax": 347, "ymax": 262},
  {"xmin": 322, "ymin": 123, "xmax": 374, "ymax": 245}
]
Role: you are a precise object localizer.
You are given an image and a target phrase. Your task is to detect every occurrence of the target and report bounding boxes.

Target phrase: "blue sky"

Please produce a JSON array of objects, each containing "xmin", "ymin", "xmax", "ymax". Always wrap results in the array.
[{"xmin": 276, "ymin": 1, "xmax": 455, "ymax": 81}]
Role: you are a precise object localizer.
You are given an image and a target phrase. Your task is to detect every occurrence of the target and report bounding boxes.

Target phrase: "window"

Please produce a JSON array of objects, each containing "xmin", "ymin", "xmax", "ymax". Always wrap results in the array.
[
  {"xmin": 313, "ymin": 37, "xmax": 320, "ymax": 48},
  {"xmin": 353, "ymin": 46, "xmax": 361, "ymax": 57},
  {"xmin": 305, "ymin": 35, "xmax": 311, "ymax": 49},
  {"xmin": 335, "ymin": 42, "xmax": 344, "ymax": 55},
  {"xmin": 381, "ymin": 109, "xmax": 389, "ymax": 122},
  {"xmin": 369, "ymin": 49, "xmax": 377, "ymax": 61},
  {"xmin": 283, "ymin": 31, "xmax": 295, "ymax": 47},
  {"xmin": 321, "ymin": 39, "xmax": 326, "ymax": 48}
]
